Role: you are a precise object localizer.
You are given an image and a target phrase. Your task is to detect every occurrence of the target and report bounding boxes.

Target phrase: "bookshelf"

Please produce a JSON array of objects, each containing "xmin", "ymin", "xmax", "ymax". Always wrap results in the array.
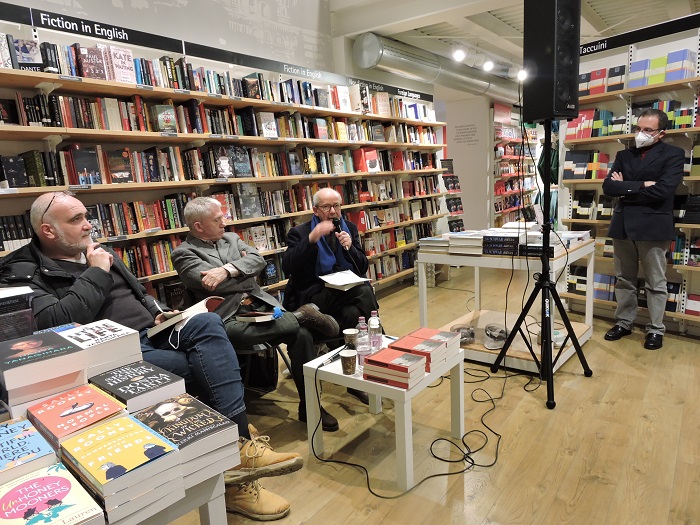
[
  {"xmin": 0, "ymin": 48, "xmax": 446, "ymax": 300},
  {"xmin": 559, "ymin": 27, "xmax": 700, "ymax": 331}
]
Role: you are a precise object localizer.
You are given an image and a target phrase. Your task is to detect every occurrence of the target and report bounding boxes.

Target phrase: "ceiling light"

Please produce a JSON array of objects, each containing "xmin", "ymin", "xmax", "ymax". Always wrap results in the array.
[
  {"xmin": 452, "ymin": 48, "xmax": 466, "ymax": 62},
  {"xmin": 517, "ymin": 69, "xmax": 528, "ymax": 81},
  {"xmin": 471, "ymin": 53, "xmax": 485, "ymax": 68},
  {"xmin": 483, "ymin": 60, "xmax": 494, "ymax": 72},
  {"xmin": 507, "ymin": 66, "xmax": 519, "ymax": 79}
]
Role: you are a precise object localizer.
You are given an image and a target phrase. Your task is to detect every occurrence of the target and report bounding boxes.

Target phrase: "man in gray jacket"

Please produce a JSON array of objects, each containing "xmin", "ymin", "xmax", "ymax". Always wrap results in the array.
[{"xmin": 171, "ymin": 197, "xmax": 342, "ymax": 432}]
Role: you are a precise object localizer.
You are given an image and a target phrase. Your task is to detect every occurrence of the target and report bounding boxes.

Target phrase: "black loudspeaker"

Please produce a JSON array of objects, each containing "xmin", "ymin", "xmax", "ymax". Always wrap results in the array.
[{"xmin": 522, "ymin": 0, "xmax": 581, "ymax": 123}]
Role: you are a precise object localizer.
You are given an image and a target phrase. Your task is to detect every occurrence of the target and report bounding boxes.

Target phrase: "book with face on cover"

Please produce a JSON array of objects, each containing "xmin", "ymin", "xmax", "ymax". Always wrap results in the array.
[
  {"xmin": 26, "ymin": 384, "xmax": 126, "ymax": 449},
  {"xmin": 89, "ymin": 361, "xmax": 185, "ymax": 413},
  {"xmin": 0, "ymin": 419, "xmax": 57, "ymax": 486},
  {"xmin": 134, "ymin": 393, "xmax": 237, "ymax": 462},
  {"xmin": 0, "ymin": 463, "xmax": 104, "ymax": 525}
]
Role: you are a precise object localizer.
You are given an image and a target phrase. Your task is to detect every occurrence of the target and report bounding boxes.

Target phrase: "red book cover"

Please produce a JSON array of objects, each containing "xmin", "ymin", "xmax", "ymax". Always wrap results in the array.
[
  {"xmin": 389, "ymin": 335, "xmax": 446, "ymax": 361},
  {"xmin": 27, "ymin": 384, "xmax": 125, "ymax": 447},
  {"xmin": 364, "ymin": 347, "xmax": 425, "ymax": 373},
  {"xmin": 362, "ymin": 373, "xmax": 411, "ymax": 389},
  {"xmin": 408, "ymin": 327, "xmax": 460, "ymax": 346},
  {"xmin": 392, "ymin": 150, "xmax": 406, "ymax": 170},
  {"xmin": 352, "ymin": 148, "xmax": 367, "ymax": 172}
]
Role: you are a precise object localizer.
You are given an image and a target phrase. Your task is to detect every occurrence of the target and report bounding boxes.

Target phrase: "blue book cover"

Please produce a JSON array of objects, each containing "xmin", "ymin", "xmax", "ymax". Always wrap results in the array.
[{"xmin": 0, "ymin": 419, "xmax": 56, "ymax": 479}]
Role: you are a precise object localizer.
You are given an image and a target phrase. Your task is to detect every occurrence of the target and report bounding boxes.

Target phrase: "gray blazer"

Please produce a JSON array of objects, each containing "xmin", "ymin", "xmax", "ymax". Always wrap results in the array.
[{"xmin": 171, "ymin": 232, "xmax": 281, "ymax": 321}]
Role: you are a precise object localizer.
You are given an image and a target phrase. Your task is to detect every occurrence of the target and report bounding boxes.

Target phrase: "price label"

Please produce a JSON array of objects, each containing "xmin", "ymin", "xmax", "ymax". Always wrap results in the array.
[
  {"xmin": 136, "ymin": 84, "xmax": 154, "ymax": 90},
  {"xmin": 68, "ymin": 184, "xmax": 91, "ymax": 190},
  {"xmin": 224, "ymin": 135, "xmax": 239, "ymax": 140},
  {"xmin": 59, "ymin": 75, "xmax": 82, "ymax": 82},
  {"xmin": 209, "ymin": 93, "xmax": 223, "ymax": 98},
  {"xmin": 160, "ymin": 132, "xmax": 178, "ymax": 137},
  {"xmin": 230, "ymin": 96, "xmax": 241, "ymax": 101},
  {"xmin": 107, "ymin": 235, "xmax": 128, "ymax": 242},
  {"xmin": 173, "ymin": 89, "xmax": 190, "ymax": 95},
  {"xmin": 0, "ymin": 188, "xmax": 18, "ymax": 194},
  {"xmin": 215, "ymin": 177, "xmax": 229, "ymax": 183},
  {"xmin": 209, "ymin": 134, "xmax": 223, "ymax": 139},
  {"xmin": 143, "ymin": 227, "xmax": 162, "ymax": 234}
]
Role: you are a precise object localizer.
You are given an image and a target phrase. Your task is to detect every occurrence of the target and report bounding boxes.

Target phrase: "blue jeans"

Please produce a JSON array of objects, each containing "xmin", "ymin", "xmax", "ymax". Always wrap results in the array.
[{"xmin": 139, "ymin": 312, "xmax": 246, "ymax": 419}]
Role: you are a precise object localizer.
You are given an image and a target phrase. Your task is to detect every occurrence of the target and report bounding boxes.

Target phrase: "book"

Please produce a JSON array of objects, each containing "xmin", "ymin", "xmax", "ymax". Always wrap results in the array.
[
  {"xmin": 106, "ymin": 148, "xmax": 134, "ymax": 183},
  {"xmin": 229, "ymin": 146, "xmax": 253, "ymax": 177},
  {"xmin": 107, "ymin": 45, "xmax": 136, "ymax": 84},
  {"xmin": 146, "ymin": 296, "xmax": 225, "ymax": 339},
  {"xmin": 0, "ymin": 98, "xmax": 19, "ymax": 125},
  {"xmin": 60, "ymin": 414, "xmax": 179, "ymax": 496},
  {"xmin": 89, "ymin": 361, "xmax": 185, "ymax": 414},
  {"xmin": 27, "ymin": 384, "xmax": 126, "ymax": 449},
  {"xmin": 0, "ymin": 463, "xmax": 104, "ymax": 525},
  {"xmin": 149, "ymin": 104, "xmax": 177, "ymax": 132},
  {"xmin": 364, "ymin": 347, "xmax": 426, "ymax": 374},
  {"xmin": 319, "ymin": 269, "xmax": 371, "ymax": 290},
  {"xmin": 134, "ymin": 393, "xmax": 237, "ymax": 463},
  {"xmin": 234, "ymin": 311, "xmax": 277, "ymax": 323},
  {"xmin": 0, "ymin": 286, "xmax": 35, "ymax": 342},
  {"xmin": 78, "ymin": 45, "xmax": 107, "ymax": 80},
  {"xmin": 0, "ymin": 419, "xmax": 56, "ymax": 486},
  {"xmin": 362, "ymin": 372, "xmax": 419, "ymax": 389},
  {"xmin": 407, "ymin": 327, "xmax": 460, "ymax": 350},
  {"xmin": 0, "ymin": 332, "xmax": 86, "ymax": 391},
  {"xmin": 0, "ymin": 155, "xmax": 28, "ymax": 188}
]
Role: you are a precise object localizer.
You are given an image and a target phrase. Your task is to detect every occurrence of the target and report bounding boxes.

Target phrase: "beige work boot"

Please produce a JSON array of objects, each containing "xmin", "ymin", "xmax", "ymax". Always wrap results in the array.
[
  {"xmin": 224, "ymin": 424, "xmax": 303, "ymax": 484},
  {"xmin": 225, "ymin": 480, "xmax": 290, "ymax": 521}
]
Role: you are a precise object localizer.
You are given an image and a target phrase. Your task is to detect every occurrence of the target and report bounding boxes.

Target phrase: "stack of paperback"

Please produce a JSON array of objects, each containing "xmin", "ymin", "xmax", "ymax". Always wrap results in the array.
[
  {"xmin": 0, "ymin": 463, "xmax": 105, "ymax": 525},
  {"xmin": 0, "ymin": 286, "xmax": 35, "ymax": 343},
  {"xmin": 446, "ymin": 230, "xmax": 484, "ymax": 255},
  {"xmin": 89, "ymin": 360, "xmax": 185, "ymax": 413},
  {"xmin": 60, "ymin": 415, "xmax": 183, "ymax": 523},
  {"xmin": 0, "ymin": 418, "xmax": 56, "ymax": 486},
  {"xmin": 390, "ymin": 327, "xmax": 460, "ymax": 371},
  {"xmin": 482, "ymin": 230, "xmax": 526, "ymax": 256},
  {"xmin": 418, "ymin": 235, "xmax": 449, "ymax": 253},
  {"xmin": 26, "ymin": 384, "xmax": 126, "ymax": 451},
  {"xmin": 135, "ymin": 393, "xmax": 239, "ymax": 484},
  {"xmin": 363, "ymin": 348, "xmax": 426, "ymax": 389},
  {"xmin": 0, "ymin": 320, "xmax": 142, "ymax": 418}
]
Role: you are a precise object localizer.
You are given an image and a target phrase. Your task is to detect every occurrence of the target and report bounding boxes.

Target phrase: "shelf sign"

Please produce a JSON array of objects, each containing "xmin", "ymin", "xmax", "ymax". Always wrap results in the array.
[
  {"xmin": 106, "ymin": 235, "xmax": 128, "ymax": 242},
  {"xmin": 137, "ymin": 84, "xmax": 154, "ymax": 90},
  {"xmin": 160, "ymin": 132, "xmax": 177, "ymax": 137},
  {"xmin": 68, "ymin": 184, "xmax": 91, "ymax": 190},
  {"xmin": 215, "ymin": 177, "xmax": 229, "ymax": 183},
  {"xmin": 0, "ymin": 188, "xmax": 19, "ymax": 194},
  {"xmin": 224, "ymin": 135, "xmax": 238, "ymax": 140},
  {"xmin": 173, "ymin": 89, "xmax": 190, "ymax": 95},
  {"xmin": 58, "ymin": 75, "xmax": 82, "ymax": 82},
  {"xmin": 209, "ymin": 134, "xmax": 223, "ymax": 139},
  {"xmin": 143, "ymin": 227, "xmax": 162, "ymax": 234},
  {"xmin": 209, "ymin": 93, "xmax": 223, "ymax": 98}
]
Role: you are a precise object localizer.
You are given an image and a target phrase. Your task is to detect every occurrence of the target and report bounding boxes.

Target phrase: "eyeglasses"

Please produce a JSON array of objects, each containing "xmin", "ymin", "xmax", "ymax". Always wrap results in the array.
[
  {"xmin": 316, "ymin": 204, "xmax": 342, "ymax": 212},
  {"xmin": 636, "ymin": 127, "xmax": 661, "ymax": 134},
  {"xmin": 40, "ymin": 190, "xmax": 75, "ymax": 223}
]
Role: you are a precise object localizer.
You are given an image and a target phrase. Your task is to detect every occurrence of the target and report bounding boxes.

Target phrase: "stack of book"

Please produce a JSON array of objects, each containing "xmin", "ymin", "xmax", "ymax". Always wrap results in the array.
[
  {"xmin": 0, "ymin": 418, "xmax": 57, "ymax": 486},
  {"xmin": 363, "ymin": 348, "xmax": 426, "ymax": 389},
  {"xmin": 418, "ymin": 235, "xmax": 449, "ymax": 253},
  {"xmin": 26, "ymin": 384, "xmax": 126, "ymax": 451},
  {"xmin": 0, "ymin": 320, "xmax": 142, "ymax": 418},
  {"xmin": 482, "ymin": 230, "xmax": 526, "ymax": 256},
  {"xmin": 89, "ymin": 361, "xmax": 185, "ymax": 413},
  {"xmin": 0, "ymin": 286, "xmax": 35, "ymax": 343},
  {"xmin": 446, "ymin": 230, "xmax": 483, "ymax": 255},
  {"xmin": 60, "ymin": 414, "xmax": 183, "ymax": 523},
  {"xmin": 0, "ymin": 463, "xmax": 105, "ymax": 525},
  {"xmin": 135, "ymin": 393, "xmax": 239, "ymax": 484},
  {"xmin": 389, "ymin": 327, "xmax": 460, "ymax": 371}
]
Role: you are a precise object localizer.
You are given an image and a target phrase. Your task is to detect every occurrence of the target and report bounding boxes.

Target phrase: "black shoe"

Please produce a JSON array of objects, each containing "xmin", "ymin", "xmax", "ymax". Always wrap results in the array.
[
  {"xmin": 298, "ymin": 404, "xmax": 339, "ymax": 432},
  {"xmin": 346, "ymin": 387, "xmax": 369, "ymax": 405},
  {"xmin": 293, "ymin": 304, "xmax": 340, "ymax": 337},
  {"xmin": 604, "ymin": 325, "xmax": 632, "ymax": 341},
  {"xmin": 644, "ymin": 333, "xmax": 663, "ymax": 350}
]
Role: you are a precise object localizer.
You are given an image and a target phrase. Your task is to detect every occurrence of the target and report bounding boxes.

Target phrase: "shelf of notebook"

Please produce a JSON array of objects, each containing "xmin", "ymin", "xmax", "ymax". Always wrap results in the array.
[
  {"xmin": 564, "ymin": 134, "xmax": 633, "ymax": 147},
  {"xmin": 367, "ymin": 242, "xmax": 418, "ymax": 260},
  {"xmin": 361, "ymin": 214, "xmax": 446, "ymax": 235},
  {"xmin": 372, "ymin": 267, "xmax": 414, "ymax": 288},
  {"xmin": 561, "ymin": 178, "xmax": 605, "ymax": 185},
  {"xmin": 578, "ymin": 77, "xmax": 700, "ymax": 106}
]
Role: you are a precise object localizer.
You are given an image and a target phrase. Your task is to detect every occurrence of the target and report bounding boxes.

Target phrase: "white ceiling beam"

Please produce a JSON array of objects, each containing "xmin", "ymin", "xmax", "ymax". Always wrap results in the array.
[
  {"xmin": 331, "ymin": 0, "xmax": 520, "ymax": 38},
  {"xmin": 665, "ymin": 0, "xmax": 693, "ymax": 19},
  {"xmin": 463, "ymin": 13, "xmax": 524, "ymax": 58},
  {"xmin": 580, "ymin": 1, "xmax": 609, "ymax": 39}
]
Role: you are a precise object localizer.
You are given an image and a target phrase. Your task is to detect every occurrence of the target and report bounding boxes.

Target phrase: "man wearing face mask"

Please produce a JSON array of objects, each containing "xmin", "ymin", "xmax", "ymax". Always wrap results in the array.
[{"xmin": 601, "ymin": 108, "xmax": 684, "ymax": 350}]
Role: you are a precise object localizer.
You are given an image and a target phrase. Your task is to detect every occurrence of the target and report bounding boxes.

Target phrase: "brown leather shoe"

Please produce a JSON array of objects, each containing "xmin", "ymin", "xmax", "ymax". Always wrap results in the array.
[
  {"xmin": 224, "ymin": 424, "xmax": 303, "ymax": 484},
  {"xmin": 293, "ymin": 303, "xmax": 339, "ymax": 337},
  {"xmin": 225, "ymin": 480, "xmax": 290, "ymax": 521}
]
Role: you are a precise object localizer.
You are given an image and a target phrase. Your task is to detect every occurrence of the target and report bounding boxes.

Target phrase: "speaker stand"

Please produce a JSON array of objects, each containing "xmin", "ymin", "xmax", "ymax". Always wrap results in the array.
[{"xmin": 489, "ymin": 118, "xmax": 592, "ymax": 408}]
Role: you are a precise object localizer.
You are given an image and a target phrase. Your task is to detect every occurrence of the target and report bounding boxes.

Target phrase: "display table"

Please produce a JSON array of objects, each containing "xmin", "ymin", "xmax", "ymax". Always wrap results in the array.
[
  {"xmin": 303, "ymin": 345, "xmax": 465, "ymax": 491},
  {"xmin": 417, "ymin": 240, "xmax": 595, "ymax": 374}
]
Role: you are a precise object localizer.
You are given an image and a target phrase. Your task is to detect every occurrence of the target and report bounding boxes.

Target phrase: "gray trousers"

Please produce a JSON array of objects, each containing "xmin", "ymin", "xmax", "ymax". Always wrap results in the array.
[{"xmin": 612, "ymin": 239, "xmax": 670, "ymax": 334}]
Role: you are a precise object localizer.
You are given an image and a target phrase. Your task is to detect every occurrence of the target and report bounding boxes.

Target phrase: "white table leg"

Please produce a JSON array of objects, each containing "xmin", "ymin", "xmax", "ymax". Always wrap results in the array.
[
  {"xmin": 369, "ymin": 394, "xmax": 382, "ymax": 414},
  {"xmin": 198, "ymin": 493, "xmax": 226, "ymax": 525},
  {"xmin": 418, "ymin": 261, "xmax": 428, "ymax": 326},
  {"xmin": 395, "ymin": 399, "xmax": 413, "ymax": 491},
  {"xmin": 450, "ymin": 360, "xmax": 464, "ymax": 439},
  {"xmin": 474, "ymin": 266, "xmax": 481, "ymax": 311},
  {"xmin": 304, "ymin": 373, "xmax": 324, "ymax": 455}
]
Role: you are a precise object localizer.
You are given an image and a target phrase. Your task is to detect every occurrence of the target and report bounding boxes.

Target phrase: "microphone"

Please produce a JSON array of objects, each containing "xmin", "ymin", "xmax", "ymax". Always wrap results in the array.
[
  {"xmin": 322, "ymin": 345, "xmax": 347, "ymax": 366},
  {"xmin": 333, "ymin": 218, "xmax": 349, "ymax": 250}
]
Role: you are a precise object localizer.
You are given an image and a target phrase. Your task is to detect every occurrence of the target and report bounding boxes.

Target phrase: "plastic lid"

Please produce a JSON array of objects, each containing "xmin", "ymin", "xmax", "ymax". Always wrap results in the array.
[
  {"xmin": 358, "ymin": 316, "xmax": 365, "ymax": 322},
  {"xmin": 371, "ymin": 310, "xmax": 378, "ymax": 316}
]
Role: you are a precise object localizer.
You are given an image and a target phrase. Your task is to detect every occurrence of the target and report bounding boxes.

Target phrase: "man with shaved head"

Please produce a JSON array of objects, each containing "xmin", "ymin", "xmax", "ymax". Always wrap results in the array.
[{"xmin": 0, "ymin": 191, "xmax": 301, "ymax": 521}]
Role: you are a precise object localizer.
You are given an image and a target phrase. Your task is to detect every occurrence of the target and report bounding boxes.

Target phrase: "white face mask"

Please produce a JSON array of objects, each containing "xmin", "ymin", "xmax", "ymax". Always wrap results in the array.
[{"xmin": 635, "ymin": 131, "xmax": 656, "ymax": 149}]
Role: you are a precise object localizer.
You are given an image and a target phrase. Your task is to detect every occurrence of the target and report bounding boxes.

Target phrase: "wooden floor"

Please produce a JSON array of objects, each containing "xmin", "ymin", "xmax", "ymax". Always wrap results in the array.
[{"xmin": 172, "ymin": 266, "xmax": 700, "ymax": 525}]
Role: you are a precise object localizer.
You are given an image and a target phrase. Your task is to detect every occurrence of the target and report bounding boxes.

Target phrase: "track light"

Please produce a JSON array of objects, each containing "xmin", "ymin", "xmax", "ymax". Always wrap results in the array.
[
  {"xmin": 483, "ymin": 60, "xmax": 494, "ymax": 72},
  {"xmin": 517, "ymin": 69, "xmax": 527, "ymax": 81},
  {"xmin": 452, "ymin": 48, "xmax": 466, "ymax": 62}
]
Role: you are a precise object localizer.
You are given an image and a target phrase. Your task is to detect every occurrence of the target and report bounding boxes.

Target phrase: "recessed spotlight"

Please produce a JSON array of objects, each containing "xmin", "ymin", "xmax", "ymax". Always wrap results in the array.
[
  {"xmin": 483, "ymin": 60, "xmax": 494, "ymax": 72},
  {"xmin": 452, "ymin": 48, "xmax": 466, "ymax": 62},
  {"xmin": 517, "ymin": 69, "xmax": 528, "ymax": 81}
]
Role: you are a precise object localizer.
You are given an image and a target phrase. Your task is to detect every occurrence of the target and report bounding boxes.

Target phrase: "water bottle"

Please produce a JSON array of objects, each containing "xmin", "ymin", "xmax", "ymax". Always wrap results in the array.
[
  {"xmin": 355, "ymin": 316, "xmax": 370, "ymax": 368},
  {"xmin": 368, "ymin": 310, "xmax": 382, "ymax": 353}
]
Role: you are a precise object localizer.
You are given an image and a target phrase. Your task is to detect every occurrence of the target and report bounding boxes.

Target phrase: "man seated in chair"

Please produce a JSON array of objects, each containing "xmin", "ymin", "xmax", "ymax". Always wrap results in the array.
[
  {"xmin": 282, "ymin": 187, "xmax": 379, "ymax": 332},
  {"xmin": 0, "ymin": 191, "xmax": 301, "ymax": 521},
  {"xmin": 171, "ymin": 197, "xmax": 342, "ymax": 432}
]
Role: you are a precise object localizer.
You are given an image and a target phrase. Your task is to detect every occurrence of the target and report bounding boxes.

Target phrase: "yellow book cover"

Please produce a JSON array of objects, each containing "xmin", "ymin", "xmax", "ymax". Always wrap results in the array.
[{"xmin": 61, "ymin": 414, "xmax": 176, "ymax": 493}]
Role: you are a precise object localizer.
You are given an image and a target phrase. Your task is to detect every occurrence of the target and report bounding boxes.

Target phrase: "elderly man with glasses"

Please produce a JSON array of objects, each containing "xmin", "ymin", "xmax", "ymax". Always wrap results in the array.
[
  {"xmin": 282, "ymin": 187, "xmax": 379, "ymax": 334},
  {"xmin": 601, "ymin": 108, "xmax": 685, "ymax": 350},
  {"xmin": 0, "ymin": 191, "xmax": 304, "ymax": 521}
]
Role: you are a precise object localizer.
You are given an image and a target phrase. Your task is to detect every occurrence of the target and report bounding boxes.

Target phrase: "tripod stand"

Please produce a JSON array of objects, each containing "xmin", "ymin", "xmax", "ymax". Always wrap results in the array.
[{"xmin": 489, "ymin": 118, "xmax": 592, "ymax": 408}]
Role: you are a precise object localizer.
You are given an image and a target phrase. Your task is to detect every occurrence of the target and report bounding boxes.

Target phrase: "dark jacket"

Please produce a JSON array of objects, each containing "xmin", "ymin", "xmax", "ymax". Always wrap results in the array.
[
  {"xmin": 0, "ymin": 238, "xmax": 165, "ymax": 330},
  {"xmin": 602, "ymin": 140, "xmax": 684, "ymax": 241},
  {"xmin": 281, "ymin": 219, "xmax": 368, "ymax": 310}
]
